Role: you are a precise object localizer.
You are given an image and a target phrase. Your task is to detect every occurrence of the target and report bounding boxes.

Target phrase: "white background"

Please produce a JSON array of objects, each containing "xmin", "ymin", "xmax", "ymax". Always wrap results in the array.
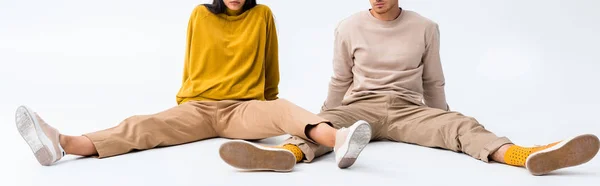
[{"xmin": 1, "ymin": 0, "xmax": 599, "ymax": 185}]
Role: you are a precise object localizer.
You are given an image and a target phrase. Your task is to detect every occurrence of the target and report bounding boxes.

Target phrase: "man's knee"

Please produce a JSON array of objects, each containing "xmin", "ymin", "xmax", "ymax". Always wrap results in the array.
[{"xmin": 454, "ymin": 116, "xmax": 485, "ymax": 133}]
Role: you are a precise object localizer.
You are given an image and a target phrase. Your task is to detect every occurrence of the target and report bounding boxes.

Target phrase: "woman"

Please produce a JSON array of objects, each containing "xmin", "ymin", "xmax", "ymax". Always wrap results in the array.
[{"xmin": 15, "ymin": 0, "xmax": 372, "ymax": 171}]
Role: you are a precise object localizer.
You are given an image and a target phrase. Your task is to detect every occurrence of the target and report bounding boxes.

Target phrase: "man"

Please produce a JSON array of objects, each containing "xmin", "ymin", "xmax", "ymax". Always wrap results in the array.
[{"xmin": 219, "ymin": 0, "xmax": 600, "ymax": 175}]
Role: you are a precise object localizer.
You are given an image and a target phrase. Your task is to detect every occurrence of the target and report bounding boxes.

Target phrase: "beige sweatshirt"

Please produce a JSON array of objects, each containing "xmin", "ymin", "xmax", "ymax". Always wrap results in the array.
[{"xmin": 323, "ymin": 9, "xmax": 449, "ymax": 111}]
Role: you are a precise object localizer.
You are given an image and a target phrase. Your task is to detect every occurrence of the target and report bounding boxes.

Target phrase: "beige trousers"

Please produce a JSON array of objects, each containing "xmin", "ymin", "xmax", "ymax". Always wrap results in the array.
[
  {"xmin": 84, "ymin": 99, "xmax": 327, "ymax": 158},
  {"xmin": 284, "ymin": 94, "xmax": 512, "ymax": 162}
]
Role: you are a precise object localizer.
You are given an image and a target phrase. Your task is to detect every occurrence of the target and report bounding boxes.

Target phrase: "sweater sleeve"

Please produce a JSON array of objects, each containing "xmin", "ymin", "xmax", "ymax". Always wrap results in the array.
[
  {"xmin": 322, "ymin": 25, "xmax": 353, "ymax": 111},
  {"xmin": 422, "ymin": 23, "xmax": 449, "ymax": 110},
  {"xmin": 177, "ymin": 6, "xmax": 200, "ymax": 105},
  {"xmin": 264, "ymin": 9, "xmax": 280, "ymax": 101}
]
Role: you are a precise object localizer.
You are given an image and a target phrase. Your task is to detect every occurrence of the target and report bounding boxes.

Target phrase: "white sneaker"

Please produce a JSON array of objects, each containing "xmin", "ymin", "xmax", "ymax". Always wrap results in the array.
[
  {"xmin": 15, "ymin": 106, "xmax": 65, "ymax": 166},
  {"xmin": 334, "ymin": 120, "xmax": 372, "ymax": 169}
]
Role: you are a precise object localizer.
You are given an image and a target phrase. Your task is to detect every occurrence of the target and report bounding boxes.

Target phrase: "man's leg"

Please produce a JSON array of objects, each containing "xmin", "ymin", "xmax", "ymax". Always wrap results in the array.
[
  {"xmin": 385, "ymin": 97, "xmax": 600, "ymax": 175},
  {"xmin": 216, "ymin": 99, "xmax": 373, "ymax": 171},
  {"xmin": 490, "ymin": 135, "xmax": 599, "ymax": 175},
  {"xmin": 16, "ymin": 101, "xmax": 219, "ymax": 165}
]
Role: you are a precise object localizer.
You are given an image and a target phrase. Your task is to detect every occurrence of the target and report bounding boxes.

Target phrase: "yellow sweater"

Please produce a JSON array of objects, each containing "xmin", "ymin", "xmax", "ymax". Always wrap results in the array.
[{"xmin": 176, "ymin": 5, "xmax": 279, "ymax": 104}]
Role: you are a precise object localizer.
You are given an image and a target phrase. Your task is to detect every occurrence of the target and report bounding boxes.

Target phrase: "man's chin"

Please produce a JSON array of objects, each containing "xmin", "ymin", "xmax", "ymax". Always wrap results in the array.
[{"xmin": 373, "ymin": 9, "xmax": 389, "ymax": 14}]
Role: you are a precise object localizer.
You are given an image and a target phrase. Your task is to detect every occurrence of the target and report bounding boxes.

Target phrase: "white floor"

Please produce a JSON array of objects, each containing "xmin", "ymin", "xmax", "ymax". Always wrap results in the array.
[
  {"xmin": 2, "ymin": 135, "xmax": 600, "ymax": 186},
  {"xmin": 2, "ymin": 0, "xmax": 600, "ymax": 185}
]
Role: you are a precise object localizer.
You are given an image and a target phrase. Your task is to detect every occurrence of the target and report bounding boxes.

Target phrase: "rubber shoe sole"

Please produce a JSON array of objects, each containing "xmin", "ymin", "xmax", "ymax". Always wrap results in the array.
[
  {"xmin": 526, "ymin": 134, "xmax": 600, "ymax": 175},
  {"xmin": 219, "ymin": 140, "xmax": 296, "ymax": 172},
  {"xmin": 336, "ymin": 120, "xmax": 372, "ymax": 169},
  {"xmin": 16, "ymin": 106, "xmax": 57, "ymax": 166}
]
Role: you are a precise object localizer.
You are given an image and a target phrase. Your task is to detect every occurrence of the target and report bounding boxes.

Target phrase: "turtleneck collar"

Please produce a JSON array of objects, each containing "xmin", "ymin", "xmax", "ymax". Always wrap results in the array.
[
  {"xmin": 226, "ymin": 8, "xmax": 243, "ymax": 16},
  {"xmin": 215, "ymin": 7, "xmax": 249, "ymax": 21}
]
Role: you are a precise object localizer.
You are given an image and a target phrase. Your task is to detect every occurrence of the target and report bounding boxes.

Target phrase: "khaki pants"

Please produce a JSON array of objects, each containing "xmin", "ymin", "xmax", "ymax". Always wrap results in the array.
[
  {"xmin": 84, "ymin": 99, "xmax": 327, "ymax": 158},
  {"xmin": 284, "ymin": 94, "xmax": 512, "ymax": 162}
]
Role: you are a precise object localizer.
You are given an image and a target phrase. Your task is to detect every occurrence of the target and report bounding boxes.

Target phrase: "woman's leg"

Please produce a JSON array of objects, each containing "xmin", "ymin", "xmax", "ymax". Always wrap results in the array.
[
  {"xmin": 305, "ymin": 123, "xmax": 337, "ymax": 147},
  {"xmin": 216, "ymin": 99, "xmax": 371, "ymax": 171},
  {"xmin": 16, "ymin": 101, "xmax": 219, "ymax": 166},
  {"xmin": 216, "ymin": 99, "xmax": 354, "ymax": 146},
  {"xmin": 59, "ymin": 135, "xmax": 96, "ymax": 156}
]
